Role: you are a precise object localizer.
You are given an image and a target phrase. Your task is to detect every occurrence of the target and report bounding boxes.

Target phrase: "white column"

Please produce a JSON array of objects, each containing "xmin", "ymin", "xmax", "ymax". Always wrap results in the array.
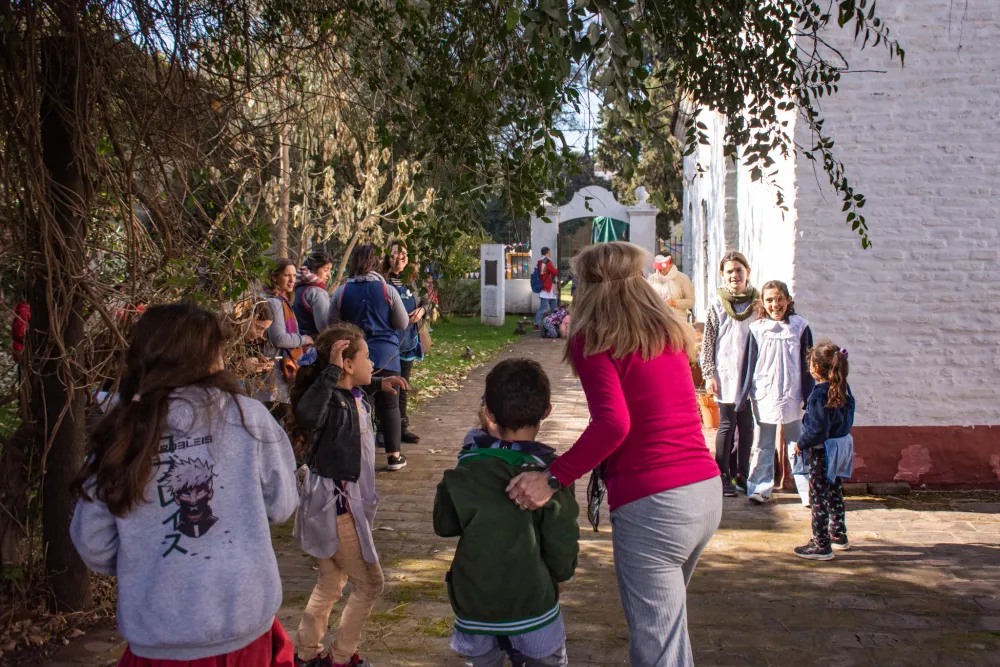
[
  {"xmin": 480, "ymin": 244, "xmax": 506, "ymax": 326},
  {"xmin": 626, "ymin": 186, "xmax": 660, "ymax": 275}
]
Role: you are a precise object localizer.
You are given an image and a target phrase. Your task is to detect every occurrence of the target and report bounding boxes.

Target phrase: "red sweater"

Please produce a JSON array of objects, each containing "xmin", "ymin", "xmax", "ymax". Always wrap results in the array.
[
  {"xmin": 549, "ymin": 338, "xmax": 718, "ymax": 511},
  {"xmin": 537, "ymin": 258, "xmax": 558, "ymax": 293}
]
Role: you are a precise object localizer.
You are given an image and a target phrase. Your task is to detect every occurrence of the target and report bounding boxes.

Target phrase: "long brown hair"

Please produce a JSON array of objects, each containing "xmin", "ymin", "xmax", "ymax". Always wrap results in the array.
[
  {"xmin": 809, "ymin": 342, "xmax": 850, "ymax": 408},
  {"xmin": 564, "ymin": 242, "xmax": 696, "ymax": 365},
  {"xmin": 348, "ymin": 244, "xmax": 380, "ymax": 277},
  {"xmin": 380, "ymin": 238, "xmax": 405, "ymax": 277},
  {"xmin": 73, "ymin": 303, "xmax": 245, "ymax": 517}
]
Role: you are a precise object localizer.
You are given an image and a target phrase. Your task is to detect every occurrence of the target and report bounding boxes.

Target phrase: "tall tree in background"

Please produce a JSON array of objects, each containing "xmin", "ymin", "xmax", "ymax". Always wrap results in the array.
[{"xmin": 595, "ymin": 57, "xmax": 683, "ymax": 240}]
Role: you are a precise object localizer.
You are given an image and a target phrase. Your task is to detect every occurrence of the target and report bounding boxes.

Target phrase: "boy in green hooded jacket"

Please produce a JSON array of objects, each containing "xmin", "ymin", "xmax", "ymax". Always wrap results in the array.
[{"xmin": 434, "ymin": 358, "xmax": 579, "ymax": 667}]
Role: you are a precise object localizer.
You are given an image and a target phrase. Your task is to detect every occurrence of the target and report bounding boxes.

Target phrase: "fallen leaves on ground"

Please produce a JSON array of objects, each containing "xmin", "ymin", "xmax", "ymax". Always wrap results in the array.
[{"xmin": 0, "ymin": 573, "xmax": 116, "ymax": 665}]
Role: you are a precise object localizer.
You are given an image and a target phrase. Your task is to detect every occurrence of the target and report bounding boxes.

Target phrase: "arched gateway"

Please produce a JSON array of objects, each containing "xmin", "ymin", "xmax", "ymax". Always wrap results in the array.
[{"xmin": 481, "ymin": 185, "xmax": 659, "ymax": 325}]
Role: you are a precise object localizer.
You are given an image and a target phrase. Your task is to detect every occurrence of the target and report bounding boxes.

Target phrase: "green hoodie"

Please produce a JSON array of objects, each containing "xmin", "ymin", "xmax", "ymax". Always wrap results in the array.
[{"xmin": 433, "ymin": 433, "xmax": 580, "ymax": 635}]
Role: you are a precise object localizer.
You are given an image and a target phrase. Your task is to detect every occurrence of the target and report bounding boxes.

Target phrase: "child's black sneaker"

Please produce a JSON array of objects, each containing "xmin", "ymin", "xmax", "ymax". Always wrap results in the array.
[
  {"xmin": 387, "ymin": 454, "xmax": 407, "ymax": 471},
  {"xmin": 296, "ymin": 654, "xmax": 334, "ymax": 667},
  {"xmin": 401, "ymin": 429, "xmax": 420, "ymax": 444},
  {"xmin": 347, "ymin": 654, "xmax": 374, "ymax": 667},
  {"xmin": 734, "ymin": 476, "xmax": 747, "ymax": 494},
  {"xmin": 722, "ymin": 479, "xmax": 738, "ymax": 497},
  {"xmin": 831, "ymin": 535, "xmax": 850, "ymax": 551},
  {"xmin": 793, "ymin": 540, "xmax": 834, "ymax": 561}
]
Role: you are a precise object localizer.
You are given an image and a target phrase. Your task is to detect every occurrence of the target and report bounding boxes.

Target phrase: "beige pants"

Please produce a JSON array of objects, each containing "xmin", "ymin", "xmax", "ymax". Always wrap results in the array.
[{"xmin": 296, "ymin": 512, "xmax": 385, "ymax": 663}]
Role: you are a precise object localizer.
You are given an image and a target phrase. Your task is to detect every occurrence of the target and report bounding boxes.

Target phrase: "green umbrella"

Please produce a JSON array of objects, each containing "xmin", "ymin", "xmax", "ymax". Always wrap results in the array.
[{"xmin": 591, "ymin": 216, "xmax": 630, "ymax": 243}]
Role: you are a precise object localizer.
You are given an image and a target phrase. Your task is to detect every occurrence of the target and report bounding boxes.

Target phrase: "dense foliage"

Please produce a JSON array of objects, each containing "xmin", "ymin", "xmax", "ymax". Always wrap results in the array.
[{"xmin": 0, "ymin": 0, "xmax": 901, "ymax": 613}]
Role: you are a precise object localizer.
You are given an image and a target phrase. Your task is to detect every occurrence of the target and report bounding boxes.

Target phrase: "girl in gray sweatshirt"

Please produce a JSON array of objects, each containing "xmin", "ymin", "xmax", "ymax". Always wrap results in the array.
[{"xmin": 70, "ymin": 303, "xmax": 299, "ymax": 664}]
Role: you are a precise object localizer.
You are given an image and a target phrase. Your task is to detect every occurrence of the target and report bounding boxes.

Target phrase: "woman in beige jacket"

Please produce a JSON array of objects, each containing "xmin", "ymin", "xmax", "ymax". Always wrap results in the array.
[{"xmin": 647, "ymin": 254, "xmax": 695, "ymax": 320}]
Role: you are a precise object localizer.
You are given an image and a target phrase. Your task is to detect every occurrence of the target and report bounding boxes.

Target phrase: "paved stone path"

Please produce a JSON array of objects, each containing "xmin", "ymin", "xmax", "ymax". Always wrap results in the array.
[{"xmin": 41, "ymin": 335, "xmax": 1000, "ymax": 666}]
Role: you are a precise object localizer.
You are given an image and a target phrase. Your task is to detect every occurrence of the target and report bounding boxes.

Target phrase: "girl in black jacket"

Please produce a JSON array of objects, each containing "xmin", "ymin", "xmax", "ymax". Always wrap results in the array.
[{"xmin": 290, "ymin": 324, "xmax": 406, "ymax": 667}]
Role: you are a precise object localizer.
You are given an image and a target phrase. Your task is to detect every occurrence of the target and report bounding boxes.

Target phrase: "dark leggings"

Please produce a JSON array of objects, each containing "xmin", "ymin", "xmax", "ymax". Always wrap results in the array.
[
  {"xmin": 810, "ymin": 448, "xmax": 847, "ymax": 548},
  {"xmin": 399, "ymin": 359, "xmax": 413, "ymax": 425},
  {"xmin": 715, "ymin": 403, "xmax": 753, "ymax": 481},
  {"xmin": 372, "ymin": 369, "xmax": 402, "ymax": 456}
]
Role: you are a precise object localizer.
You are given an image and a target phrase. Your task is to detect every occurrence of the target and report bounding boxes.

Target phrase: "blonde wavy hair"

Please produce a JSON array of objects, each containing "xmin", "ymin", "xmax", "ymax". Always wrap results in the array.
[{"xmin": 564, "ymin": 242, "xmax": 696, "ymax": 366}]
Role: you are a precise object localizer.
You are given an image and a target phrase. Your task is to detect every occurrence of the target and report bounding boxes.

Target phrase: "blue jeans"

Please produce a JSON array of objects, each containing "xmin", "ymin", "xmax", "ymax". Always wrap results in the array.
[
  {"xmin": 534, "ymin": 297, "xmax": 558, "ymax": 325},
  {"xmin": 747, "ymin": 419, "xmax": 802, "ymax": 499}
]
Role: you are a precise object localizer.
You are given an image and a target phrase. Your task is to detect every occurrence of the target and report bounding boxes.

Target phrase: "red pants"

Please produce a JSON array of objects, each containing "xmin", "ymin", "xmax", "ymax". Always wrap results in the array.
[{"xmin": 117, "ymin": 618, "xmax": 294, "ymax": 667}]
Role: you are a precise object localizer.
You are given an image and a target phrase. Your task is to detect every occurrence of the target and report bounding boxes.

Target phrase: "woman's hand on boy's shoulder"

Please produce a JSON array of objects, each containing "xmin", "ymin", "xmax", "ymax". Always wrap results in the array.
[
  {"xmin": 507, "ymin": 471, "xmax": 555, "ymax": 511},
  {"xmin": 329, "ymin": 339, "xmax": 351, "ymax": 368},
  {"xmin": 380, "ymin": 376, "xmax": 409, "ymax": 395}
]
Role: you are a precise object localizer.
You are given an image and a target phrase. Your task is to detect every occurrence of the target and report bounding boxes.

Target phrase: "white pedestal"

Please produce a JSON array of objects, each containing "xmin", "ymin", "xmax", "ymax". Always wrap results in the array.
[
  {"xmin": 627, "ymin": 206, "xmax": 659, "ymax": 275},
  {"xmin": 480, "ymin": 244, "xmax": 505, "ymax": 326}
]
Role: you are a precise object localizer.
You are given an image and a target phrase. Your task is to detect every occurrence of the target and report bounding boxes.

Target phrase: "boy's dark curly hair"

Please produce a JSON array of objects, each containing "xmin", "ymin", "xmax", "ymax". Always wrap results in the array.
[{"xmin": 483, "ymin": 359, "xmax": 551, "ymax": 432}]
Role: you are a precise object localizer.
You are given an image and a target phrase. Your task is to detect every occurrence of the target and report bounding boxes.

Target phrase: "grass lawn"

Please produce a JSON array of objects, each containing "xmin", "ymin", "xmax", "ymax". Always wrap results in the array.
[
  {"xmin": 408, "ymin": 315, "xmax": 517, "ymax": 408},
  {"xmin": 560, "ymin": 282, "xmax": 573, "ymax": 304}
]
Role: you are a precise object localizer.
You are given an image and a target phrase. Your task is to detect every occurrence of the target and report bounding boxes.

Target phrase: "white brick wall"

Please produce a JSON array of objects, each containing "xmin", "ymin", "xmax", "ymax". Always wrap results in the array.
[
  {"xmin": 683, "ymin": 1, "xmax": 1000, "ymax": 428},
  {"xmin": 682, "ymin": 104, "xmax": 799, "ymax": 320},
  {"xmin": 682, "ymin": 110, "xmax": 729, "ymax": 322},
  {"xmin": 738, "ymin": 102, "xmax": 799, "ymax": 290},
  {"xmin": 793, "ymin": 0, "xmax": 1000, "ymax": 427}
]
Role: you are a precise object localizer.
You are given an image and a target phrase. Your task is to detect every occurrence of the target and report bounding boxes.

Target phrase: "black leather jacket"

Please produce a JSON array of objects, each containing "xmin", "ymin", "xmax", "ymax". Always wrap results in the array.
[{"xmin": 294, "ymin": 365, "xmax": 381, "ymax": 482}]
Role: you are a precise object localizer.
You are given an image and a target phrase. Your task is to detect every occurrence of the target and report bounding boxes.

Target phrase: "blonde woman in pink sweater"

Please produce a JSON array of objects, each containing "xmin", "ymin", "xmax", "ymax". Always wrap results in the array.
[{"xmin": 509, "ymin": 242, "xmax": 721, "ymax": 667}]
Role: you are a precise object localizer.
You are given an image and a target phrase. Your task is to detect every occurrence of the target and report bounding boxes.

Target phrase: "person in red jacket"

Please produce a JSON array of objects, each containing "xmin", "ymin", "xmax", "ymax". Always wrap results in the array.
[
  {"xmin": 533, "ymin": 246, "xmax": 560, "ymax": 332},
  {"xmin": 11, "ymin": 302, "xmax": 29, "ymax": 362},
  {"xmin": 509, "ymin": 242, "xmax": 721, "ymax": 667}
]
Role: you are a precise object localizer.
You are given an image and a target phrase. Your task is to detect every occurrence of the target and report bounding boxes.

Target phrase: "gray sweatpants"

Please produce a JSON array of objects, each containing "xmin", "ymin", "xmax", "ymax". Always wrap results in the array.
[{"xmin": 611, "ymin": 477, "xmax": 722, "ymax": 667}]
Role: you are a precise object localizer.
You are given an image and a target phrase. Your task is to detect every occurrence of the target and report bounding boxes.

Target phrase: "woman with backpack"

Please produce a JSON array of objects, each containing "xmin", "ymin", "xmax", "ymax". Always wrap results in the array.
[{"xmin": 329, "ymin": 244, "xmax": 410, "ymax": 471}]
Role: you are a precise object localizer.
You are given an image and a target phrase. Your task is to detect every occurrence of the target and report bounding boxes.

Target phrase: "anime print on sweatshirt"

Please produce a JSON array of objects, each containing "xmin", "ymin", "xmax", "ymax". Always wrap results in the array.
[{"xmin": 70, "ymin": 388, "xmax": 299, "ymax": 661}]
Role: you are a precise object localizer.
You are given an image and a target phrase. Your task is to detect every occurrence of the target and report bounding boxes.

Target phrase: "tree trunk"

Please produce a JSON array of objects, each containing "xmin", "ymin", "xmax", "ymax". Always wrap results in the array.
[
  {"xmin": 32, "ymin": 29, "xmax": 92, "ymax": 613},
  {"xmin": 331, "ymin": 230, "xmax": 361, "ymax": 291},
  {"xmin": 297, "ymin": 132, "xmax": 312, "ymax": 263},
  {"xmin": 274, "ymin": 118, "xmax": 291, "ymax": 258},
  {"xmin": 0, "ymin": 425, "xmax": 30, "ymax": 568}
]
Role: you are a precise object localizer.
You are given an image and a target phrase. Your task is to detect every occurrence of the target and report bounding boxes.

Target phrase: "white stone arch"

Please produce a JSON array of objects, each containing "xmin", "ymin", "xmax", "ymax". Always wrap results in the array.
[{"xmin": 528, "ymin": 185, "xmax": 659, "ymax": 296}]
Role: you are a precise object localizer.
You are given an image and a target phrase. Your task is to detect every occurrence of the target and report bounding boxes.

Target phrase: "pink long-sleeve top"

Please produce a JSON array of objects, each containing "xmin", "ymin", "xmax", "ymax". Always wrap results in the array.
[{"xmin": 548, "ymin": 338, "xmax": 718, "ymax": 511}]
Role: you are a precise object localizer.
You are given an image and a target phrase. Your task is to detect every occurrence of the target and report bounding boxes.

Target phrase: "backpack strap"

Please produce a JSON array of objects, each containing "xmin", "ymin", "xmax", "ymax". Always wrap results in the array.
[
  {"xmin": 298, "ymin": 286, "xmax": 313, "ymax": 313},
  {"xmin": 336, "ymin": 280, "xmax": 392, "ymax": 310}
]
